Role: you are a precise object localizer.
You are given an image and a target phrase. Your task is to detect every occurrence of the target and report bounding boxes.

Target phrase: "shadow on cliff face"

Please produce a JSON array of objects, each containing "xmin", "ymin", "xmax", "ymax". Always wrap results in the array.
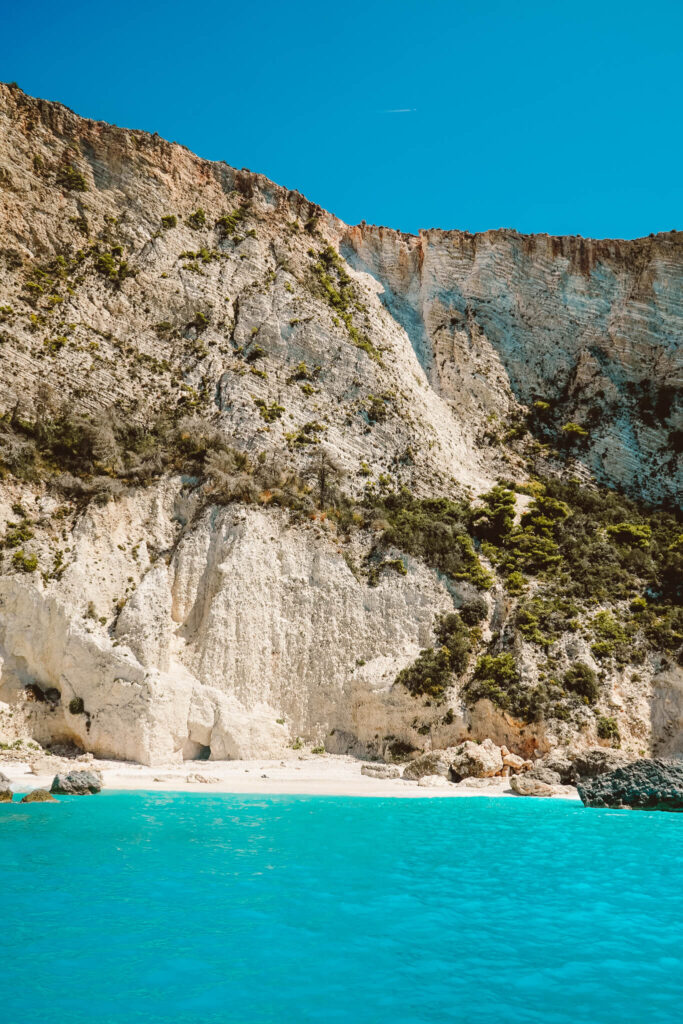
[{"xmin": 340, "ymin": 241, "xmax": 433, "ymax": 376}]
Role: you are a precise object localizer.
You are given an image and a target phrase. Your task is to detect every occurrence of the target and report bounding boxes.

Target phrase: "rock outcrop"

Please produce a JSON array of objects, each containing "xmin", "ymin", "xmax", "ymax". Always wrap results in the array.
[
  {"xmin": 20, "ymin": 789, "xmax": 56, "ymax": 802},
  {"xmin": 449, "ymin": 739, "xmax": 503, "ymax": 781},
  {"xmin": 0, "ymin": 771, "xmax": 12, "ymax": 802},
  {"xmin": 402, "ymin": 752, "xmax": 453, "ymax": 780},
  {"xmin": 525, "ymin": 766, "xmax": 562, "ymax": 786},
  {"xmin": 417, "ymin": 774, "xmax": 451, "ymax": 788},
  {"xmin": 572, "ymin": 749, "xmax": 633, "ymax": 781},
  {"xmin": 577, "ymin": 759, "xmax": 683, "ymax": 812},
  {"xmin": 50, "ymin": 770, "xmax": 103, "ymax": 795},
  {"xmin": 510, "ymin": 775, "xmax": 562, "ymax": 798}
]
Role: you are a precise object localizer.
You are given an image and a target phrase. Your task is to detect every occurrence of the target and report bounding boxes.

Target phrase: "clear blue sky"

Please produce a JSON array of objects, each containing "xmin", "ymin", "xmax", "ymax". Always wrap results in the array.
[{"xmin": 4, "ymin": 0, "xmax": 682, "ymax": 238}]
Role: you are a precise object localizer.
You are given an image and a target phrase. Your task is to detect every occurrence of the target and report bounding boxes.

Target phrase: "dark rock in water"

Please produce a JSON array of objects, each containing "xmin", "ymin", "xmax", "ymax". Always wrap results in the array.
[
  {"xmin": 578, "ymin": 759, "xmax": 683, "ymax": 812},
  {"xmin": 572, "ymin": 748, "xmax": 632, "ymax": 781},
  {"xmin": 21, "ymin": 789, "xmax": 57, "ymax": 803},
  {"xmin": 0, "ymin": 772, "xmax": 12, "ymax": 802},
  {"xmin": 50, "ymin": 770, "xmax": 102, "ymax": 795},
  {"xmin": 525, "ymin": 766, "xmax": 562, "ymax": 786}
]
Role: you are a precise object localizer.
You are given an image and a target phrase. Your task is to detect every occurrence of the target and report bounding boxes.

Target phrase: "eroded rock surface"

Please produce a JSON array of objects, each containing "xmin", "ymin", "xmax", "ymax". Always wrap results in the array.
[
  {"xmin": 572, "ymin": 749, "xmax": 633, "ymax": 781},
  {"xmin": 360, "ymin": 763, "xmax": 401, "ymax": 779},
  {"xmin": 20, "ymin": 789, "xmax": 56, "ymax": 803},
  {"xmin": 510, "ymin": 775, "xmax": 561, "ymax": 798},
  {"xmin": 450, "ymin": 739, "xmax": 503, "ymax": 781},
  {"xmin": 50, "ymin": 770, "xmax": 103, "ymax": 795},
  {"xmin": 577, "ymin": 759, "xmax": 683, "ymax": 812}
]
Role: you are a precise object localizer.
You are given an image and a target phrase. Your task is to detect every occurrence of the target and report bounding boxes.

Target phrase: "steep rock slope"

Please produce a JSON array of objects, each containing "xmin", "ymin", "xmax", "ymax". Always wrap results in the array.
[
  {"xmin": 343, "ymin": 225, "xmax": 681, "ymax": 502},
  {"xmin": 0, "ymin": 83, "xmax": 680, "ymax": 765}
]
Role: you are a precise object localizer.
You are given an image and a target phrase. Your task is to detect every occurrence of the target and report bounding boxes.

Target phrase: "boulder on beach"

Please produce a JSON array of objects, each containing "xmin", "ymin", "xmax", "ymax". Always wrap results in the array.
[
  {"xmin": 361, "ymin": 763, "xmax": 401, "ymax": 779},
  {"xmin": 417, "ymin": 774, "xmax": 451, "ymax": 788},
  {"xmin": 21, "ymin": 789, "xmax": 57, "ymax": 803},
  {"xmin": 50, "ymin": 770, "xmax": 103, "ymax": 795},
  {"xmin": 510, "ymin": 775, "xmax": 561, "ymax": 798},
  {"xmin": 450, "ymin": 739, "xmax": 503, "ymax": 781},
  {"xmin": 525, "ymin": 766, "xmax": 562, "ymax": 786},
  {"xmin": 577, "ymin": 759, "xmax": 683, "ymax": 812},
  {"xmin": 535, "ymin": 751, "xmax": 576, "ymax": 785},
  {"xmin": 402, "ymin": 751, "xmax": 452, "ymax": 781}
]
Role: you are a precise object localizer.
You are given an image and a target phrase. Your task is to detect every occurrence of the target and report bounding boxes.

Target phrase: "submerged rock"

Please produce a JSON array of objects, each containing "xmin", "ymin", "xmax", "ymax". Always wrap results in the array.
[
  {"xmin": 577, "ymin": 759, "xmax": 683, "ymax": 812},
  {"xmin": 50, "ymin": 770, "xmax": 103, "ymax": 795},
  {"xmin": 361, "ymin": 763, "xmax": 401, "ymax": 779},
  {"xmin": 450, "ymin": 739, "xmax": 503, "ymax": 781},
  {"xmin": 20, "ymin": 789, "xmax": 57, "ymax": 803}
]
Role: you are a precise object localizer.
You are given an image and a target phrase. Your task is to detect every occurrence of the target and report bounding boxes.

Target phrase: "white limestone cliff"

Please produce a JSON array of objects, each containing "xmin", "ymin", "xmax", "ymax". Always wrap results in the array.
[{"xmin": 0, "ymin": 83, "xmax": 680, "ymax": 765}]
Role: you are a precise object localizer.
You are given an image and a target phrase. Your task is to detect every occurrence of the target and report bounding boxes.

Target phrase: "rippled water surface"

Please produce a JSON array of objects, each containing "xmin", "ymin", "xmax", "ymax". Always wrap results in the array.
[{"xmin": 2, "ymin": 792, "xmax": 682, "ymax": 1023}]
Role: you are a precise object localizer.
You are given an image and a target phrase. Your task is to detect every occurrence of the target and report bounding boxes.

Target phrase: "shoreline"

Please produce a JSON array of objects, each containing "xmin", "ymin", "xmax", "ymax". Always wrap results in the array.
[{"xmin": 2, "ymin": 753, "xmax": 580, "ymax": 800}]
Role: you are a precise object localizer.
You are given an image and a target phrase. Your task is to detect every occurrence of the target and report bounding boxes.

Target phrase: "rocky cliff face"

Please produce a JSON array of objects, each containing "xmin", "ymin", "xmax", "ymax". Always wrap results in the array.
[
  {"xmin": 342, "ymin": 225, "xmax": 682, "ymax": 503},
  {"xmin": 0, "ymin": 83, "xmax": 680, "ymax": 765}
]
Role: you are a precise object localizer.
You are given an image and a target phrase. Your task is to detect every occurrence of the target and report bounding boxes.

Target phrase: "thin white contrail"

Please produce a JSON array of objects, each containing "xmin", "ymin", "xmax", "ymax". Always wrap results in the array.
[{"xmin": 382, "ymin": 108, "xmax": 417, "ymax": 113}]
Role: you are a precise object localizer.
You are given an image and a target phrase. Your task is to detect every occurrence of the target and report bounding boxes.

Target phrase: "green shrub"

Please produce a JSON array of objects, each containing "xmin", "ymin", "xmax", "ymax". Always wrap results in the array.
[
  {"xmin": 366, "ymin": 396, "xmax": 388, "ymax": 424},
  {"xmin": 309, "ymin": 246, "xmax": 382, "ymax": 362},
  {"xmin": 161, "ymin": 215, "xmax": 177, "ymax": 229},
  {"xmin": 216, "ymin": 208, "xmax": 245, "ymax": 234},
  {"xmin": 2, "ymin": 521, "xmax": 34, "ymax": 548},
  {"xmin": 254, "ymin": 399, "xmax": 285, "ymax": 423},
  {"xmin": 516, "ymin": 594, "xmax": 579, "ymax": 648},
  {"xmin": 367, "ymin": 557, "xmax": 407, "ymax": 586},
  {"xmin": 605, "ymin": 523, "xmax": 652, "ymax": 548},
  {"xmin": 590, "ymin": 611, "xmax": 631, "ymax": 662},
  {"xmin": 459, "ymin": 596, "xmax": 487, "ymax": 625},
  {"xmin": 187, "ymin": 208, "xmax": 206, "ymax": 229},
  {"xmin": 56, "ymin": 164, "xmax": 88, "ymax": 191},
  {"xmin": 563, "ymin": 663, "xmax": 599, "ymax": 704},
  {"xmin": 470, "ymin": 486, "xmax": 515, "ymax": 543},
  {"xmin": 12, "ymin": 549, "xmax": 38, "ymax": 572},
  {"xmin": 596, "ymin": 715, "xmax": 621, "ymax": 747},
  {"xmin": 561, "ymin": 421, "xmax": 588, "ymax": 440},
  {"xmin": 368, "ymin": 489, "xmax": 492, "ymax": 590},
  {"xmin": 68, "ymin": 696, "xmax": 85, "ymax": 715},
  {"xmin": 95, "ymin": 252, "xmax": 134, "ymax": 284},
  {"xmin": 395, "ymin": 613, "xmax": 471, "ymax": 700}
]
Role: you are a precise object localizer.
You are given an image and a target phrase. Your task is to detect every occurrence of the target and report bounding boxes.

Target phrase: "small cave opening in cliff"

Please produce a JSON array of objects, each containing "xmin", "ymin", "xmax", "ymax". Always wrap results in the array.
[{"xmin": 182, "ymin": 740, "xmax": 211, "ymax": 761}]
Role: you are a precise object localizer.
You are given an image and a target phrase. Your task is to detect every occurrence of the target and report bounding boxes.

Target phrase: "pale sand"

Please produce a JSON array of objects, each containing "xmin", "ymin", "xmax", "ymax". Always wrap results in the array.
[{"xmin": 3, "ymin": 753, "xmax": 580, "ymax": 800}]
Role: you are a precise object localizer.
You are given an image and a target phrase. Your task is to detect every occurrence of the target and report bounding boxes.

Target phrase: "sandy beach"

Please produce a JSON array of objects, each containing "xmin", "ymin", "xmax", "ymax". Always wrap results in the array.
[{"xmin": 2, "ymin": 753, "xmax": 580, "ymax": 799}]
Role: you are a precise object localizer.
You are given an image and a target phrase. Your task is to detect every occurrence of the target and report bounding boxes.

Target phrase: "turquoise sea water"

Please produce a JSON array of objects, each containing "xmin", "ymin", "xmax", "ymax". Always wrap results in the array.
[{"xmin": 2, "ymin": 792, "xmax": 682, "ymax": 1024}]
